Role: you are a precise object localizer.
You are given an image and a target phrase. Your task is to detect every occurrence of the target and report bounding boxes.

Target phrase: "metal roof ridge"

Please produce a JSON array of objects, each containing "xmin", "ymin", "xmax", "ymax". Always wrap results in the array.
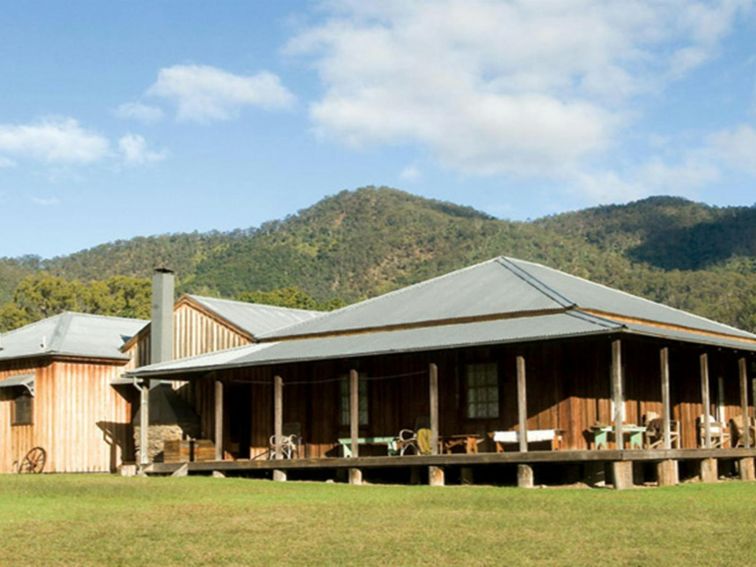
[
  {"xmin": 258, "ymin": 256, "xmax": 505, "ymax": 339},
  {"xmin": 49, "ymin": 312, "xmax": 73, "ymax": 352},
  {"xmin": 188, "ymin": 294, "xmax": 321, "ymax": 315},
  {"xmin": 497, "ymin": 257, "xmax": 576, "ymax": 309},
  {"xmin": 510, "ymin": 258, "xmax": 756, "ymax": 339}
]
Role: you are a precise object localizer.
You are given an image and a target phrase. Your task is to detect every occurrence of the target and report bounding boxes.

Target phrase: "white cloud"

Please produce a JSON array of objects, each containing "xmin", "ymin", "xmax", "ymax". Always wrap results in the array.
[
  {"xmin": 118, "ymin": 134, "xmax": 167, "ymax": 165},
  {"xmin": 399, "ymin": 164, "xmax": 421, "ymax": 181},
  {"xmin": 708, "ymin": 124, "xmax": 756, "ymax": 174},
  {"xmin": 0, "ymin": 156, "xmax": 16, "ymax": 168},
  {"xmin": 31, "ymin": 196, "xmax": 61, "ymax": 206},
  {"xmin": 148, "ymin": 64, "xmax": 295, "ymax": 122},
  {"xmin": 288, "ymin": 0, "xmax": 750, "ymax": 177},
  {"xmin": 115, "ymin": 102, "xmax": 164, "ymax": 124},
  {"xmin": 0, "ymin": 118, "xmax": 109, "ymax": 164}
]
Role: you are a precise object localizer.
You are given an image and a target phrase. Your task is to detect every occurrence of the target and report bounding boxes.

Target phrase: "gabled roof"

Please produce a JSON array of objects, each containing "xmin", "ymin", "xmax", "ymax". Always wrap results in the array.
[
  {"xmin": 186, "ymin": 295, "xmax": 321, "ymax": 338},
  {"xmin": 262, "ymin": 257, "xmax": 754, "ymax": 341},
  {"xmin": 129, "ymin": 256, "xmax": 756, "ymax": 379},
  {"xmin": 0, "ymin": 312, "xmax": 146, "ymax": 362}
]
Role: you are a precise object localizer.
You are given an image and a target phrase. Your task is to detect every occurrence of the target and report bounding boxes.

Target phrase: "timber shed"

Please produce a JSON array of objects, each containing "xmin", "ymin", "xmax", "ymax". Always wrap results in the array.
[{"xmin": 0, "ymin": 312, "xmax": 146, "ymax": 473}]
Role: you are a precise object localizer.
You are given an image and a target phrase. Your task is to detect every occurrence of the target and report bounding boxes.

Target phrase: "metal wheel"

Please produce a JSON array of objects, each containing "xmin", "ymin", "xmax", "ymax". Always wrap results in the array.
[{"xmin": 18, "ymin": 447, "xmax": 46, "ymax": 474}]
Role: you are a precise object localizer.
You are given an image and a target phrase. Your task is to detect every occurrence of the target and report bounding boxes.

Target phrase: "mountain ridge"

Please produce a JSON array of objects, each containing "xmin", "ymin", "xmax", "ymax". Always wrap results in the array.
[{"xmin": 1, "ymin": 187, "xmax": 753, "ymax": 332}]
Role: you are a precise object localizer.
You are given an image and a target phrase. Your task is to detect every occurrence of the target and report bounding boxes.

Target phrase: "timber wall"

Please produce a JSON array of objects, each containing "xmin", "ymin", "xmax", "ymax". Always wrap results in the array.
[{"xmin": 183, "ymin": 336, "xmax": 754, "ymax": 458}]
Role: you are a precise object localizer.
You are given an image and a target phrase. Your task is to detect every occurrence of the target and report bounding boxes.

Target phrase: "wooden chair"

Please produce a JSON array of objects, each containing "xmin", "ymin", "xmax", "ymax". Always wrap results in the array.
[
  {"xmin": 698, "ymin": 414, "xmax": 731, "ymax": 448},
  {"xmin": 643, "ymin": 412, "xmax": 681, "ymax": 449},
  {"xmin": 269, "ymin": 422, "xmax": 303, "ymax": 459},
  {"xmin": 731, "ymin": 415, "xmax": 756, "ymax": 448}
]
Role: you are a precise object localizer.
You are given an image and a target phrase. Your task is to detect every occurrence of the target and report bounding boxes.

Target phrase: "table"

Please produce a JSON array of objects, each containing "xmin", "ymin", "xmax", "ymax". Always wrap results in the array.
[
  {"xmin": 591, "ymin": 425, "xmax": 646, "ymax": 450},
  {"xmin": 491, "ymin": 429, "xmax": 563, "ymax": 452},
  {"xmin": 440, "ymin": 434, "xmax": 485, "ymax": 454},
  {"xmin": 338, "ymin": 436, "xmax": 398, "ymax": 458}
]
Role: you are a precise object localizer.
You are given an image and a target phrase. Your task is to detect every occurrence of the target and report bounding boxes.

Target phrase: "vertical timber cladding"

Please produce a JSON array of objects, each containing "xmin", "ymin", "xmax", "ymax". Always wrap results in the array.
[
  {"xmin": 1, "ymin": 359, "xmax": 134, "ymax": 474},
  {"xmin": 0, "ymin": 360, "xmax": 49, "ymax": 473},
  {"xmin": 190, "ymin": 335, "xmax": 756, "ymax": 457}
]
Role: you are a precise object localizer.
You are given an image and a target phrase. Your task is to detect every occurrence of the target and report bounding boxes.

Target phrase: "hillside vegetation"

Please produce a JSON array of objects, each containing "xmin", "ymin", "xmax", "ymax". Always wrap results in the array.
[{"xmin": 0, "ymin": 187, "xmax": 753, "ymax": 332}]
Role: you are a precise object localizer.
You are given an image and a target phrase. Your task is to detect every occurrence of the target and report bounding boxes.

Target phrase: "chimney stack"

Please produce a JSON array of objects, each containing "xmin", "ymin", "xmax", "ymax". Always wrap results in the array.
[{"xmin": 151, "ymin": 268, "xmax": 175, "ymax": 367}]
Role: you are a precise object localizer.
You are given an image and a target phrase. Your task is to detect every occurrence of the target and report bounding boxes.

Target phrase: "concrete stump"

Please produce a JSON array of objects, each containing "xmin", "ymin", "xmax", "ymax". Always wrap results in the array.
[
  {"xmin": 517, "ymin": 464, "xmax": 534, "ymax": 488},
  {"xmin": 700, "ymin": 458, "xmax": 718, "ymax": 483},
  {"xmin": 348, "ymin": 467, "xmax": 363, "ymax": 485},
  {"xmin": 171, "ymin": 463, "xmax": 189, "ymax": 477},
  {"xmin": 211, "ymin": 470, "xmax": 226, "ymax": 478},
  {"xmin": 656, "ymin": 460, "xmax": 679, "ymax": 487},
  {"xmin": 738, "ymin": 458, "xmax": 755, "ymax": 481},
  {"xmin": 429, "ymin": 466, "xmax": 445, "ymax": 486},
  {"xmin": 273, "ymin": 469, "xmax": 287, "ymax": 482},
  {"xmin": 611, "ymin": 461, "xmax": 634, "ymax": 490}
]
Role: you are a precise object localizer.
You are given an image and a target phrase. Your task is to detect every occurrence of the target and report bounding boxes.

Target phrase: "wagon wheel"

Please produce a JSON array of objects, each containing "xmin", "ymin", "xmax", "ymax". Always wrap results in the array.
[{"xmin": 18, "ymin": 447, "xmax": 46, "ymax": 474}]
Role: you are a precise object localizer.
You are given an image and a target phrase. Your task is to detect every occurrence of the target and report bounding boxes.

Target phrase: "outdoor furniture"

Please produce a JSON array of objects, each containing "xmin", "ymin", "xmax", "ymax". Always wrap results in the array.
[
  {"xmin": 338, "ymin": 436, "xmax": 398, "ymax": 457},
  {"xmin": 731, "ymin": 415, "xmax": 756, "ymax": 448},
  {"xmin": 440, "ymin": 433, "xmax": 485, "ymax": 454},
  {"xmin": 269, "ymin": 434, "xmax": 299, "ymax": 459},
  {"xmin": 393, "ymin": 429, "xmax": 421, "ymax": 455},
  {"xmin": 490, "ymin": 429, "xmax": 563, "ymax": 452},
  {"xmin": 643, "ymin": 412, "xmax": 681, "ymax": 449},
  {"xmin": 590, "ymin": 424, "xmax": 645, "ymax": 450},
  {"xmin": 698, "ymin": 415, "xmax": 731, "ymax": 448}
]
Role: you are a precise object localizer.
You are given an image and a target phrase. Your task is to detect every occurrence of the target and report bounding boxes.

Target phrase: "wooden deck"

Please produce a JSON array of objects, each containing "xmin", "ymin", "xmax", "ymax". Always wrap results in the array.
[{"xmin": 145, "ymin": 447, "xmax": 756, "ymax": 475}]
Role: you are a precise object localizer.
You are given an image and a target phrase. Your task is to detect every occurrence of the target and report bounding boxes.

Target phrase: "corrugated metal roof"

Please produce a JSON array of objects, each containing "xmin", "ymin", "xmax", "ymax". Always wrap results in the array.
[
  {"xmin": 622, "ymin": 321, "xmax": 756, "ymax": 352},
  {"xmin": 264, "ymin": 256, "xmax": 755, "ymax": 342},
  {"xmin": 506, "ymin": 258, "xmax": 756, "ymax": 340},
  {"xmin": 0, "ymin": 312, "xmax": 146, "ymax": 362},
  {"xmin": 188, "ymin": 295, "xmax": 322, "ymax": 338},
  {"xmin": 259, "ymin": 258, "xmax": 565, "ymax": 339},
  {"xmin": 129, "ymin": 312, "xmax": 623, "ymax": 378}
]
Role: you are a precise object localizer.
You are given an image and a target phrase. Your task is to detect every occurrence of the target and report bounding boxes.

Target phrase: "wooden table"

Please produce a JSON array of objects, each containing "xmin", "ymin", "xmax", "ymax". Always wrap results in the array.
[
  {"xmin": 338, "ymin": 436, "xmax": 398, "ymax": 458},
  {"xmin": 440, "ymin": 434, "xmax": 485, "ymax": 454},
  {"xmin": 591, "ymin": 425, "xmax": 646, "ymax": 450}
]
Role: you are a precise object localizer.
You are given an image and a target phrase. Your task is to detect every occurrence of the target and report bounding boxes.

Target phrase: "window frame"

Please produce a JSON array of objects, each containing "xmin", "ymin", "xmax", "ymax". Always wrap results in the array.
[
  {"xmin": 339, "ymin": 373, "xmax": 369, "ymax": 427},
  {"xmin": 12, "ymin": 391, "xmax": 34, "ymax": 426},
  {"xmin": 464, "ymin": 362, "xmax": 500, "ymax": 419}
]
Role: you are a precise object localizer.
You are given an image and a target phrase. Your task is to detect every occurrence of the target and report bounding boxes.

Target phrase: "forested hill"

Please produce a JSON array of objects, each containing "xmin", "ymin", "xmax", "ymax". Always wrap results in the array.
[{"xmin": 0, "ymin": 187, "xmax": 754, "ymax": 332}]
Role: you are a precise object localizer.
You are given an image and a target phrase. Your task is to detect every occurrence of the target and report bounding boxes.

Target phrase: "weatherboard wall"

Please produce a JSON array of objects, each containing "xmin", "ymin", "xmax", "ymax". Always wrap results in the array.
[{"xmin": 124, "ymin": 301, "xmax": 251, "ymax": 371}]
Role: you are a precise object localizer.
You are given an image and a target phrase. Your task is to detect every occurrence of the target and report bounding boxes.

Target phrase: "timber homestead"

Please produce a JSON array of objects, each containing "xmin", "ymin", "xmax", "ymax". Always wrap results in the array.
[
  {"xmin": 0, "ymin": 312, "xmax": 146, "ymax": 473},
  {"xmin": 129, "ymin": 257, "xmax": 756, "ymax": 489}
]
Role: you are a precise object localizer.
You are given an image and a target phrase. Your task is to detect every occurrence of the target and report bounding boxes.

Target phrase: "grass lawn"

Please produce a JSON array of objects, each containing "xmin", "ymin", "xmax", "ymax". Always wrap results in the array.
[{"xmin": 0, "ymin": 475, "xmax": 754, "ymax": 566}]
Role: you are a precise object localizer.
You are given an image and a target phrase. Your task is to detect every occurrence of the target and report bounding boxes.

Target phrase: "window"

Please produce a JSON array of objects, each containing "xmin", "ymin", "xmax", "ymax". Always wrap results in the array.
[
  {"xmin": 465, "ymin": 363, "xmax": 499, "ymax": 419},
  {"xmin": 340, "ymin": 374, "xmax": 368, "ymax": 426},
  {"xmin": 12, "ymin": 392, "xmax": 33, "ymax": 426}
]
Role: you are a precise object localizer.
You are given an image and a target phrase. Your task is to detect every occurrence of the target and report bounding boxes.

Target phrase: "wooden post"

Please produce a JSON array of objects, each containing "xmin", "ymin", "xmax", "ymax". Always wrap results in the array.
[
  {"xmin": 611, "ymin": 339, "xmax": 624, "ymax": 450},
  {"xmin": 139, "ymin": 381, "xmax": 150, "ymax": 466},
  {"xmin": 349, "ymin": 369, "xmax": 359, "ymax": 458},
  {"xmin": 660, "ymin": 347, "xmax": 672, "ymax": 450},
  {"xmin": 348, "ymin": 369, "xmax": 362, "ymax": 484},
  {"xmin": 516, "ymin": 356, "xmax": 528, "ymax": 453},
  {"xmin": 214, "ymin": 379, "xmax": 224, "ymax": 461},
  {"xmin": 429, "ymin": 363, "xmax": 439, "ymax": 456},
  {"xmin": 274, "ymin": 375, "xmax": 283, "ymax": 460},
  {"xmin": 700, "ymin": 353, "xmax": 711, "ymax": 449},
  {"xmin": 739, "ymin": 357, "xmax": 750, "ymax": 448}
]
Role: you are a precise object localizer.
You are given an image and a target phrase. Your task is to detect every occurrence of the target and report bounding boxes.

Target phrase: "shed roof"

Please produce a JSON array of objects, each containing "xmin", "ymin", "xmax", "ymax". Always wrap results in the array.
[
  {"xmin": 0, "ymin": 312, "xmax": 146, "ymax": 362},
  {"xmin": 186, "ymin": 295, "xmax": 321, "ymax": 338}
]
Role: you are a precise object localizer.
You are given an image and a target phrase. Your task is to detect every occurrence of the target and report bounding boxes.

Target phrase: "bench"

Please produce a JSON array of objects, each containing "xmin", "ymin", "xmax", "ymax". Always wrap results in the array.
[
  {"xmin": 491, "ymin": 429, "xmax": 563, "ymax": 452},
  {"xmin": 337, "ymin": 436, "xmax": 398, "ymax": 458}
]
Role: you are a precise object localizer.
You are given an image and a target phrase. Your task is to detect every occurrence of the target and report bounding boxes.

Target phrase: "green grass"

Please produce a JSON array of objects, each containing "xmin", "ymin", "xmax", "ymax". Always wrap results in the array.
[{"xmin": 0, "ymin": 476, "xmax": 754, "ymax": 566}]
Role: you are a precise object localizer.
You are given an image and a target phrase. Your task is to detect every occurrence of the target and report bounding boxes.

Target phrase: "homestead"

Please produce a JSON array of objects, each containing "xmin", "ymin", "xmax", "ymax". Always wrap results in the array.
[
  {"xmin": 0, "ymin": 269, "xmax": 320, "ymax": 473},
  {"xmin": 130, "ymin": 257, "xmax": 756, "ymax": 488}
]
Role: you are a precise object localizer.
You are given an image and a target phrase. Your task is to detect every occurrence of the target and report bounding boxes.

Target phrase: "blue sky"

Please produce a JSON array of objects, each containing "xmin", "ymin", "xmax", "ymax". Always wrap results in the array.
[{"xmin": 1, "ymin": 1, "xmax": 755, "ymax": 258}]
